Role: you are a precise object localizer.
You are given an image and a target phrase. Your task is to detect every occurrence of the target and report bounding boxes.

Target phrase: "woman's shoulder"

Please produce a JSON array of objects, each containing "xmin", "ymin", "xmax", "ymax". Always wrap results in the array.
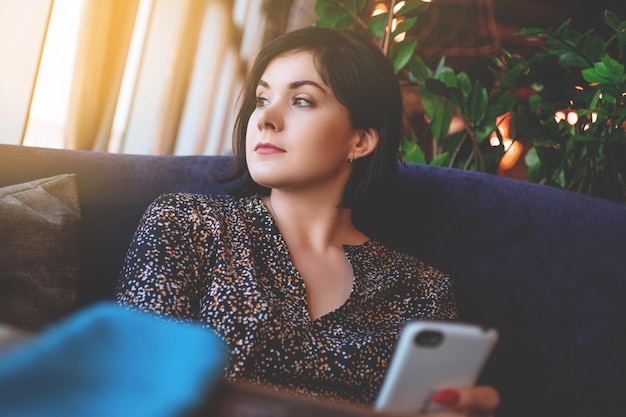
[
  {"xmin": 149, "ymin": 193, "xmax": 258, "ymax": 213},
  {"xmin": 349, "ymin": 240, "xmax": 456, "ymax": 318},
  {"xmin": 359, "ymin": 239, "xmax": 450, "ymax": 281},
  {"xmin": 141, "ymin": 193, "xmax": 261, "ymax": 227}
]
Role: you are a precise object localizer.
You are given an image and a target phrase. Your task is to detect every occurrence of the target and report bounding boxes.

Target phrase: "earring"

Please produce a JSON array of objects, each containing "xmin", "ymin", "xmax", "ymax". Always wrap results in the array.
[{"xmin": 349, "ymin": 156, "xmax": 354, "ymax": 163}]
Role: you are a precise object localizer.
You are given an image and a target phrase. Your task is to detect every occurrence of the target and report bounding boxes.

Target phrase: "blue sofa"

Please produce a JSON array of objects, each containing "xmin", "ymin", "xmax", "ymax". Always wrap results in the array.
[{"xmin": 1, "ymin": 143, "xmax": 624, "ymax": 417}]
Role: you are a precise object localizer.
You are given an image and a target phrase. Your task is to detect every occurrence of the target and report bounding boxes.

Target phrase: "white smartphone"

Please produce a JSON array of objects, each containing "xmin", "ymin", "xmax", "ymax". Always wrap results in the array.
[{"xmin": 374, "ymin": 321, "xmax": 499, "ymax": 415}]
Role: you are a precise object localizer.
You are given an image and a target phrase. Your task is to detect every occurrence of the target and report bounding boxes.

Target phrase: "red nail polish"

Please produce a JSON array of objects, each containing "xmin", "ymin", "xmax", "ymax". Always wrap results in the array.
[{"xmin": 432, "ymin": 389, "xmax": 460, "ymax": 407}]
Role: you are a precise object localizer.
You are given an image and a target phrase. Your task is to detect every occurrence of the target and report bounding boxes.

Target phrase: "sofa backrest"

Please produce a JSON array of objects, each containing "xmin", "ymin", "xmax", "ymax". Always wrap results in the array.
[
  {"xmin": 0, "ymin": 144, "xmax": 235, "ymax": 308},
  {"xmin": 1, "ymin": 143, "xmax": 625, "ymax": 417}
]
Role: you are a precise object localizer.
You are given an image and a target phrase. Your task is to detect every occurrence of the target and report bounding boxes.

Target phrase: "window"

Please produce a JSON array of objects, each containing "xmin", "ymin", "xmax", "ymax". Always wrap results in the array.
[
  {"xmin": 23, "ymin": 0, "xmax": 84, "ymax": 149},
  {"xmin": 3, "ymin": 0, "xmax": 286, "ymax": 155}
]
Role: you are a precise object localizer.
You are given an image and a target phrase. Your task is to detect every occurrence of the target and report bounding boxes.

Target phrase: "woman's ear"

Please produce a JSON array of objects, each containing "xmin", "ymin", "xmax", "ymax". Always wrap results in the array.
[{"xmin": 352, "ymin": 128, "xmax": 379, "ymax": 160}]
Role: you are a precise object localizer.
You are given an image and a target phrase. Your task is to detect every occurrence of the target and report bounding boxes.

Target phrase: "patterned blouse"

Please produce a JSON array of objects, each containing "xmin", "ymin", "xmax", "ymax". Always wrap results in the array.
[{"xmin": 116, "ymin": 193, "xmax": 457, "ymax": 405}]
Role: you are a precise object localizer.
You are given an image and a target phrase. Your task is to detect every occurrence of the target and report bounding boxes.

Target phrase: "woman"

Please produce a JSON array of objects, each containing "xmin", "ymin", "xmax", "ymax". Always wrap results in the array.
[{"xmin": 116, "ymin": 26, "xmax": 499, "ymax": 416}]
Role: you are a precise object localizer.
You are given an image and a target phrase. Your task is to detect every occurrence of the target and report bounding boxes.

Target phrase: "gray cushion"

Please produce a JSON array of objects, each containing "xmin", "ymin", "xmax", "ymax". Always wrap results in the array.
[{"xmin": 0, "ymin": 174, "xmax": 81, "ymax": 330}]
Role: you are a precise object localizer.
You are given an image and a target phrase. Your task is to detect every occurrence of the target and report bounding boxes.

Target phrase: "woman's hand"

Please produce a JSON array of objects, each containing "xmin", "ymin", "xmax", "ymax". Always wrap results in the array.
[{"xmin": 424, "ymin": 385, "xmax": 500, "ymax": 417}]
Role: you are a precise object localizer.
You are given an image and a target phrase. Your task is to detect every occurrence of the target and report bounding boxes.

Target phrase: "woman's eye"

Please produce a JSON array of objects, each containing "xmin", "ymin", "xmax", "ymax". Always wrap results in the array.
[
  {"xmin": 256, "ymin": 96, "xmax": 269, "ymax": 107},
  {"xmin": 293, "ymin": 97, "xmax": 312, "ymax": 107}
]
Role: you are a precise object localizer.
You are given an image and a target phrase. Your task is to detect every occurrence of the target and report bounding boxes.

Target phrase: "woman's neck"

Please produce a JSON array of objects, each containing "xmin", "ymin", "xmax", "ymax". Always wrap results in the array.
[{"xmin": 261, "ymin": 190, "xmax": 367, "ymax": 251}]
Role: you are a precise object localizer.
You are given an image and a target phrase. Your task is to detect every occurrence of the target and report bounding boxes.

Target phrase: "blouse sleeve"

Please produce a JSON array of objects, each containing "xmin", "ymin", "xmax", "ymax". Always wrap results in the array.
[
  {"xmin": 116, "ymin": 194, "xmax": 215, "ymax": 321},
  {"xmin": 419, "ymin": 262, "xmax": 459, "ymax": 321}
]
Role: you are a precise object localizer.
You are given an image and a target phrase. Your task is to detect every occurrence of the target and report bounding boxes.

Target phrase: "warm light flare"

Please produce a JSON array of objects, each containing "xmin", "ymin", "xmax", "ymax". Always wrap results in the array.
[
  {"xmin": 499, "ymin": 140, "xmax": 524, "ymax": 170},
  {"xmin": 393, "ymin": 1, "xmax": 406, "ymax": 14},
  {"xmin": 555, "ymin": 110, "xmax": 582, "ymax": 126},
  {"xmin": 390, "ymin": 17, "xmax": 407, "ymax": 42},
  {"xmin": 372, "ymin": 3, "xmax": 387, "ymax": 16},
  {"xmin": 490, "ymin": 113, "xmax": 524, "ymax": 170},
  {"xmin": 554, "ymin": 111, "xmax": 566, "ymax": 123},
  {"xmin": 373, "ymin": 1, "xmax": 411, "ymax": 43},
  {"xmin": 566, "ymin": 112, "xmax": 579, "ymax": 125}
]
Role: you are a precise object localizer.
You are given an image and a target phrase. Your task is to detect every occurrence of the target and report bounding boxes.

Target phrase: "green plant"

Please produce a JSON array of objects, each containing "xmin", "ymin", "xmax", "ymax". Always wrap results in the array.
[
  {"xmin": 315, "ymin": 2, "xmax": 626, "ymax": 202},
  {"xmin": 493, "ymin": 10, "xmax": 626, "ymax": 203},
  {"xmin": 314, "ymin": 0, "xmax": 517, "ymax": 173}
]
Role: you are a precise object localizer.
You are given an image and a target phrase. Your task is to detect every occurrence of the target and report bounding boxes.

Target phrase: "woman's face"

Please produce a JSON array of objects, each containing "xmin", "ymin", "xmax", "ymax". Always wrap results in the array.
[{"xmin": 246, "ymin": 51, "xmax": 361, "ymax": 195}]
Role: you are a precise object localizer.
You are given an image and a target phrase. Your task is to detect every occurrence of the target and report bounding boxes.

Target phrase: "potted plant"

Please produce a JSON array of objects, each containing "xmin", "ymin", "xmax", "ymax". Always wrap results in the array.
[
  {"xmin": 494, "ymin": 10, "xmax": 626, "ymax": 203},
  {"xmin": 314, "ymin": 0, "xmax": 517, "ymax": 173},
  {"xmin": 315, "ymin": 1, "xmax": 626, "ymax": 203}
]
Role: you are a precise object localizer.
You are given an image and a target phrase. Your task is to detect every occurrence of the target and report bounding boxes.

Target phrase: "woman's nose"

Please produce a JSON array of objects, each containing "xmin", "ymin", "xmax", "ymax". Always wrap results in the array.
[{"xmin": 256, "ymin": 104, "xmax": 283, "ymax": 132}]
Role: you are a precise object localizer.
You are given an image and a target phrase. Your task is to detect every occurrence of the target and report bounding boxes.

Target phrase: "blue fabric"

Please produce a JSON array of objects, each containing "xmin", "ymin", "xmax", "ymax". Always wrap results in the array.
[{"xmin": 0, "ymin": 303, "xmax": 225, "ymax": 417}]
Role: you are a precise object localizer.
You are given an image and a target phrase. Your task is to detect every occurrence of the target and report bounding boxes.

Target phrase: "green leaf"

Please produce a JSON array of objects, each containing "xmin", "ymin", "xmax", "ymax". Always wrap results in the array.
[
  {"xmin": 434, "ymin": 57, "xmax": 447, "ymax": 77},
  {"xmin": 456, "ymin": 71, "xmax": 472, "ymax": 96},
  {"xmin": 486, "ymin": 93, "xmax": 517, "ymax": 121},
  {"xmin": 447, "ymin": 88, "xmax": 464, "ymax": 110},
  {"xmin": 315, "ymin": 0, "xmax": 341, "ymax": 19},
  {"xmin": 597, "ymin": 82, "xmax": 620, "ymax": 98},
  {"xmin": 402, "ymin": 136, "xmax": 426, "ymax": 164},
  {"xmin": 581, "ymin": 67, "xmax": 601, "ymax": 83},
  {"xmin": 366, "ymin": 13, "xmax": 388, "ymax": 38},
  {"xmin": 582, "ymin": 56, "xmax": 625, "ymax": 84},
  {"xmin": 314, "ymin": 0, "xmax": 353, "ymax": 29},
  {"xmin": 440, "ymin": 131, "xmax": 465, "ymax": 156},
  {"xmin": 603, "ymin": 54, "xmax": 624, "ymax": 74},
  {"xmin": 393, "ymin": 17, "xmax": 418, "ymax": 37},
  {"xmin": 604, "ymin": 9, "xmax": 621, "ymax": 30},
  {"xmin": 430, "ymin": 152, "xmax": 450, "ymax": 167},
  {"xmin": 616, "ymin": 106, "xmax": 626, "ymax": 123},
  {"xmin": 559, "ymin": 51, "xmax": 591, "ymax": 68},
  {"xmin": 409, "ymin": 54, "xmax": 432, "ymax": 83},
  {"xmin": 528, "ymin": 93, "xmax": 542, "ymax": 113},
  {"xmin": 390, "ymin": 37, "xmax": 417, "ymax": 72},
  {"xmin": 524, "ymin": 147, "xmax": 543, "ymax": 182},
  {"xmin": 315, "ymin": 18, "xmax": 336, "ymax": 28},
  {"xmin": 418, "ymin": 87, "xmax": 437, "ymax": 118},
  {"xmin": 314, "ymin": 13, "xmax": 354, "ymax": 30},
  {"xmin": 334, "ymin": 15, "xmax": 355, "ymax": 29},
  {"xmin": 581, "ymin": 34, "xmax": 606, "ymax": 62},
  {"xmin": 420, "ymin": 87, "xmax": 453, "ymax": 141},
  {"xmin": 431, "ymin": 109, "xmax": 455, "ymax": 142},
  {"xmin": 618, "ymin": 22, "xmax": 626, "ymax": 58},
  {"xmin": 395, "ymin": 0, "xmax": 429, "ymax": 17},
  {"xmin": 466, "ymin": 79, "xmax": 488, "ymax": 125},
  {"xmin": 554, "ymin": 169, "xmax": 566, "ymax": 188},
  {"xmin": 474, "ymin": 123, "xmax": 499, "ymax": 145},
  {"xmin": 437, "ymin": 67, "xmax": 458, "ymax": 88},
  {"xmin": 514, "ymin": 27, "xmax": 547, "ymax": 39},
  {"xmin": 555, "ymin": 19, "xmax": 572, "ymax": 38}
]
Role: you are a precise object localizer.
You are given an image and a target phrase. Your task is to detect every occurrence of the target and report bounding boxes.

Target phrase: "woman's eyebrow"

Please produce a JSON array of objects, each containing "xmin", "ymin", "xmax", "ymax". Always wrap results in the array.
[
  {"xmin": 257, "ymin": 79, "xmax": 327, "ymax": 94},
  {"xmin": 288, "ymin": 80, "xmax": 327, "ymax": 93}
]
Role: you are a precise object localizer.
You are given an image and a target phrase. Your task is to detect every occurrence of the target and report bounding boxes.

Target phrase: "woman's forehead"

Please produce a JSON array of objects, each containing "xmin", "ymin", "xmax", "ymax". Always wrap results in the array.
[{"xmin": 260, "ymin": 51, "xmax": 327, "ymax": 87}]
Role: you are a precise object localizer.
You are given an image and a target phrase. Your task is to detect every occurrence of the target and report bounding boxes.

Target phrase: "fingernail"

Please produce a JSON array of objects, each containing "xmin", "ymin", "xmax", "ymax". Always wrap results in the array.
[{"xmin": 431, "ymin": 389, "xmax": 460, "ymax": 407}]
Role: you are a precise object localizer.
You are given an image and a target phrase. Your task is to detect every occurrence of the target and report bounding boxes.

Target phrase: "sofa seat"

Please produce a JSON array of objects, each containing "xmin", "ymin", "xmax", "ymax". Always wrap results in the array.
[{"xmin": 1, "ymin": 143, "xmax": 625, "ymax": 417}]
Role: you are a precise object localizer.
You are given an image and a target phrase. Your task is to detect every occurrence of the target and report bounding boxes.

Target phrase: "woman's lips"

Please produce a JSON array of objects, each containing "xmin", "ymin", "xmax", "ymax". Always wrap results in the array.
[{"xmin": 254, "ymin": 143, "xmax": 286, "ymax": 154}]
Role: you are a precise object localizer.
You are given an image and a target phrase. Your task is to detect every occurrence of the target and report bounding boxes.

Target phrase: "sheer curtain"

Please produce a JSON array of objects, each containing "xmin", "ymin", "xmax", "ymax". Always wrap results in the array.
[
  {"xmin": 6, "ymin": 0, "xmax": 293, "ymax": 154},
  {"xmin": 119, "ymin": 0, "xmax": 272, "ymax": 155},
  {"xmin": 151, "ymin": 0, "xmax": 208, "ymax": 155},
  {"xmin": 0, "ymin": 0, "xmax": 54, "ymax": 145},
  {"xmin": 64, "ymin": 0, "xmax": 140, "ymax": 151}
]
